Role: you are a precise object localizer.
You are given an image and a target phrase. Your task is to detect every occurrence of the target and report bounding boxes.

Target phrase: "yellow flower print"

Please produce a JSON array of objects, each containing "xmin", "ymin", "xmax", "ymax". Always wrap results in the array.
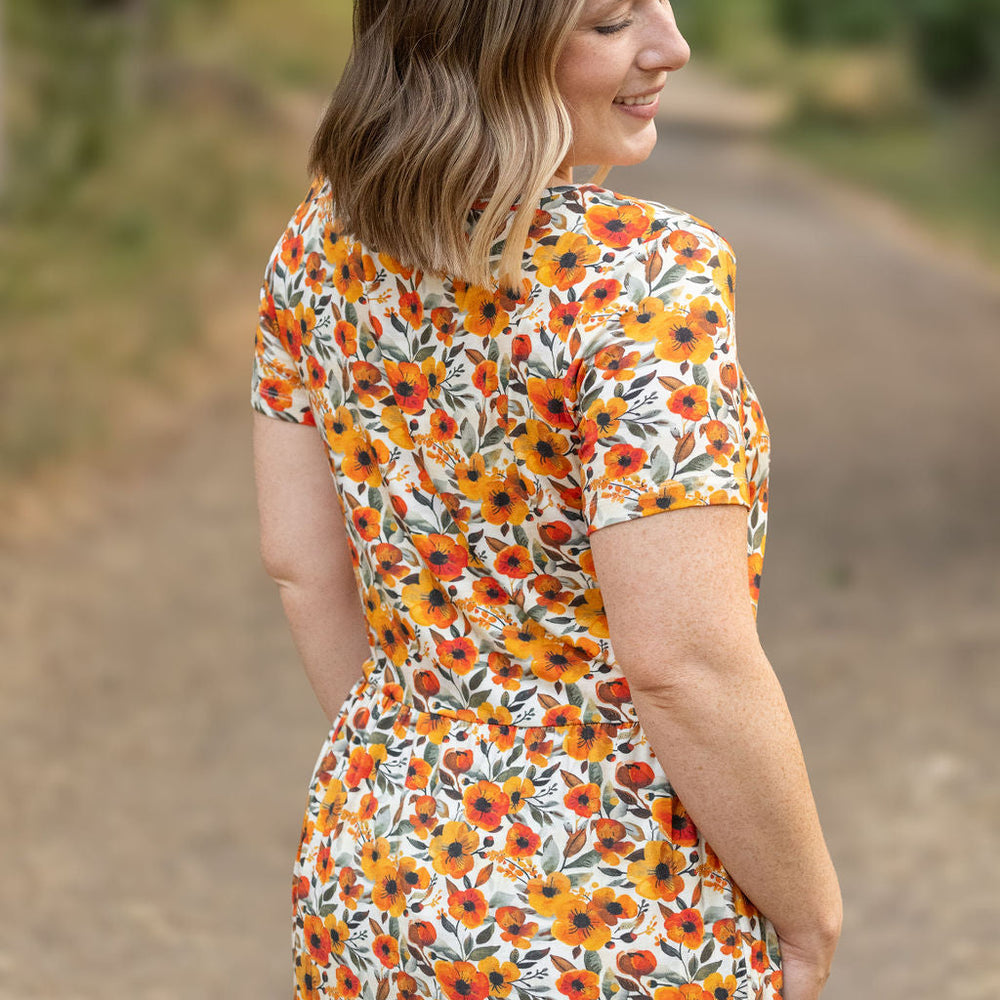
[
  {"xmin": 513, "ymin": 420, "xmax": 573, "ymax": 478},
  {"xmin": 551, "ymin": 895, "xmax": 612, "ymax": 950},
  {"xmin": 454, "ymin": 453, "xmax": 490, "ymax": 501},
  {"xmin": 370, "ymin": 860, "xmax": 407, "ymax": 917},
  {"xmin": 401, "ymin": 568, "xmax": 459, "ymax": 627},
  {"xmin": 479, "ymin": 474, "xmax": 529, "ymax": 526},
  {"xmin": 573, "ymin": 589, "xmax": 608, "ymax": 639},
  {"xmin": 562, "ymin": 721, "xmax": 614, "ymax": 763},
  {"xmin": 619, "ymin": 297, "xmax": 676, "ymax": 342},
  {"xmin": 524, "ymin": 871, "xmax": 573, "ymax": 918},
  {"xmin": 429, "ymin": 821, "xmax": 480, "ymax": 877},
  {"xmin": 533, "ymin": 232, "xmax": 601, "ymax": 290},
  {"xmin": 654, "ymin": 313, "xmax": 714, "ymax": 365},
  {"xmin": 341, "ymin": 431, "xmax": 390, "ymax": 486},
  {"xmin": 323, "ymin": 406, "xmax": 356, "ymax": 454},
  {"xmin": 358, "ymin": 836, "xmax": 393, "ymax": 880},
  {"xmin": 713, "ymin": 247, "xmax": 737, "ymax": 312},
  {"xmin": 627, "ymin": 841, "xmax": 687, "ymax": 901}
]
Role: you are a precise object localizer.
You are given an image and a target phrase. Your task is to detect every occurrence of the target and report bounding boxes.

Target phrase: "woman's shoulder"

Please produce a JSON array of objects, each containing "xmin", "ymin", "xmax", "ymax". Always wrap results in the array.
[{"xmin": 552, "ymin": 183, "xmax": 736, "ymax": 265}]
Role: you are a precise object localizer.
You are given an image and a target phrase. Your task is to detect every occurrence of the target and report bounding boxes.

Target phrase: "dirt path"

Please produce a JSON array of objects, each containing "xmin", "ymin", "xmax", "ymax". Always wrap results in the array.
[{"xmin": 2, "ymin": 69, "xmax": 998, "ymax": 999}]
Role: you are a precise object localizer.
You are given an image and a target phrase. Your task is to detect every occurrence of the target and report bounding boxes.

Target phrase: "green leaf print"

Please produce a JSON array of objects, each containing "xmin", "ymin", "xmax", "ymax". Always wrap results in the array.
[
  {"xmin": 691, "ymin": 364, "xmax": 710, "ymax": 388},
  {"xmin": 584, "ymin": 950, "xmax": 603, "ymax": 974},
  {"xmin": 460, "ymin": 418, "xmax": 477, "ymax": 458}
]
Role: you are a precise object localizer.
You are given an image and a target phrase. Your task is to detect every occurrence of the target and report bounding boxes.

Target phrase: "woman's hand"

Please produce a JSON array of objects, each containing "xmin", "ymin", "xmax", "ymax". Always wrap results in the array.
[{"xmin": 777, "ymin": 932, "xmax": 840, "ymax": 1000}]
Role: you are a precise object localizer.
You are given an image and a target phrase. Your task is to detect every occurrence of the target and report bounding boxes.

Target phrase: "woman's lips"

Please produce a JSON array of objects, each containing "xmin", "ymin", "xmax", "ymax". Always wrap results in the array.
[{"xmin": 612, "ymin": 92, "xmax": 660, "ymax": 120}]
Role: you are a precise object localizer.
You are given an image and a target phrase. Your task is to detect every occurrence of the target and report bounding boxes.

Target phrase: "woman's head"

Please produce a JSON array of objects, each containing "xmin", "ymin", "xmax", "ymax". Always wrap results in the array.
[{"xmin": 309, "ymin": 0, "xmax": 688, "ymax": 288}]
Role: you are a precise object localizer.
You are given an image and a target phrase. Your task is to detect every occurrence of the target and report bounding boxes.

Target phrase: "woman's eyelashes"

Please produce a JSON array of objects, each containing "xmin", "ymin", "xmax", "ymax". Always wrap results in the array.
[{"xmin": 595, "ymin": 18, "xmax": 633, "ymax": 35}]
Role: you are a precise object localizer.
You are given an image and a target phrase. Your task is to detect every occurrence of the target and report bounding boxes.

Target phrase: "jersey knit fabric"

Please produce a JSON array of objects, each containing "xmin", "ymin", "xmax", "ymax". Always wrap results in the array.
[{"xmin": 252, "ymin": 177, "xmax": 778, "ymax": 1000}]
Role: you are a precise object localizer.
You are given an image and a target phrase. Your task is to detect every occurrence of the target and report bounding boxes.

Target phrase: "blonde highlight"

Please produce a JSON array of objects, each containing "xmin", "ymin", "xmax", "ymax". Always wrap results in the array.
[{"xmin": 308, "ymin": 0, "xmax": 587, "ymax": 291}]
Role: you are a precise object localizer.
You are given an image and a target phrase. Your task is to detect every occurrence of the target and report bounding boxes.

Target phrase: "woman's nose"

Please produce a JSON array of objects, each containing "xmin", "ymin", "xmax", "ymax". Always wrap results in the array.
[{"xmin": 639, "ymin": 5, "xmax": 691, "ymax": 73}]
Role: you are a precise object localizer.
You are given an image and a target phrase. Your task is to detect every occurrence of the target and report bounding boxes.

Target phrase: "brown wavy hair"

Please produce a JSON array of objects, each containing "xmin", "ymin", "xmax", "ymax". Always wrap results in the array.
[{"xmin": 308, "ymin": 0, "xmax": 587, "ymax": 290}]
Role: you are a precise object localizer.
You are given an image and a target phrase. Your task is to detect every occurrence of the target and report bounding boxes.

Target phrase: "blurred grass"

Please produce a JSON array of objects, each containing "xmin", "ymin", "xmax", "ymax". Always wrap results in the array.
[
  {"xmin": 673, "ymin": 0, "xmax": 1000, "ymax": 267},
  {"xmin": 0, "ymin": 0, "xmax": 351, "ymax": 483}
]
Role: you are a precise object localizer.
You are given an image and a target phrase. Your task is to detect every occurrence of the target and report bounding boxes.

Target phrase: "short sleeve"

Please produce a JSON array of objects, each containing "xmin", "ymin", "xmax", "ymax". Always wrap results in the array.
[
  {"xmin": 250, "ymin": 231, "xmax": 316, "ymax": 425},
  {"xmin": 576, "ymin": 224, "xmax": 751, "ymax": 535}
]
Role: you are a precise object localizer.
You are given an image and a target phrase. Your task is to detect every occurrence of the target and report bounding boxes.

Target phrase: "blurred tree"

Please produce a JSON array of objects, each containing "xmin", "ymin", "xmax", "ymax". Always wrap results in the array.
[
  {"xmin": 908, "ymin": 0, "xmax": 1000, "ymax": 97},
  {"xmin": 772, "ymin": 0, "xmax": 896, "ymax": 46}
]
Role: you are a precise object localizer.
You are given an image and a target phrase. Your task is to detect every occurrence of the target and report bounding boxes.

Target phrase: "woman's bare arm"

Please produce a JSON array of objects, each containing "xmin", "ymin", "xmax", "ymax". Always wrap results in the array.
[
  {"xmin": 252, "ymin": 412, "xmax": 372, "ymax": 722},
  {"xmin": 589, "ymin": 504, "xmax": 842, "ymax": 957}
]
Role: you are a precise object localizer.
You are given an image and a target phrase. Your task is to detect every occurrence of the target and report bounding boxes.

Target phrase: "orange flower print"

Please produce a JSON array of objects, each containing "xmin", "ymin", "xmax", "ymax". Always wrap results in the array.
[
  {"xmin": 350, "ymin": 360, "xmax": 389, "ymax": 406},
  {"xmin": 409, "ymin": 795, "xmax": 437, "ymax": 837},
  {"xmin": 513, "ymin": 420, "xmax": 573, "ymax": 478},
  {"xmin": 593, "ymin": 818, "xmax": 634, "ymax": 864},
  {"xmin": 667, "ymin": 229, "xmax": 711, "ymax": 272},
  {"xmin": 585, "ymin": 201, "xmax": 654, "ymax": 248},
  {"xmin": 404, "ymin": 755, "xmax": 431, "ymax": 790},
  {"xmin": 603, "ymin": 442, "xmax": 647, "ymax": 479},
  {"xmin": 527, "ymin": 376, "xmax": 576, "ymax": 429},
  {"xmin": 258, "ymin": 375, "xmax": 297, "ymax": 412},
  {"xmin": 341, "ymin": 432, "xmax": 390, "ymax": 486},
  {"xmin": 712, "ymin": 919, "xmax": 741, "ymax": 957},
  {"xmin": 401, "ymin": 568, "xmax": 458, "ymax": 628},
  {"xmin": 334, "ymin": 963, "xmax": 361, "ymax": 999},
  {"xmin": 473, "ymin": 359, "xmax": 499, "ymax": 394},
  {"xmin": 351, "ymin": 506, "xmax": 380, "ymax": 541},
  {"xmin": 463, "ymin": 287, "xmax": 509, "ymax": 338},
  {"xmin": 564, "ymin": 782, "xmax": 602, "ymax": 818},
  {"xmin": 480, "ymin": 476, "xmax": 529, "ymax": 526},
  {"xmin": 563, "ymin": 723, "xmax": 614, "ymax": 763},
  {"xmin": 334, "ymin": 320, "xmax": 357, "ymax": 356},
  {"xmin": 429, "ymin": 821, "xmax": 479, "ymax": 877},
  {"xmin": 343, "ymin": 746, "xmax": 374, "ymax": 789},
  {"xmin": 370, "ymin": 861, "xmax": 407, "ymax": 917},
  {"xmin": 702, "ymin": 973, "xmax": 739, "ymax": 1000},
  {"xmin": 552, "ymin": 896, "xmax": 611, "ymax": 950},
  {"xmin": 590, "ymin": 887, "xmax": 637, "ymax": 926},
  {"xmin": 550, "ymin": 300, "xmax": 582, "ymax": 340},
  {"xmin": 496, "ymin": 906, "xmax": 538, "ymax": 948},
  {"xmin": 619, "ymin": 297, "xmax": 675, "ymax": 342},
  {"xmin": 651, "ymin": 795, "xmax": 698, "ymax": 845},
  {"xmin": 463, "ymin": 779, "xmax": 510, "ymax": 830},
  {"xmin": 472, "ymin": 575, "xmax": 509, "ymax": 606},
  {"xmin": 302, "ymin": 914, "xmax": 333, "ymax": 965},
  {"xmin": 413, "ymin": 533, "xmax": 469, "ymax": 581},
  {"xmin": 668, "ymin": 384, "xmax": 709, "ymax": 421},
  {"xmin": 637, "ymin": 481, "xmax": 688, "ymax": 515},
  {"xmin": 422, "ymin": 356, "xmax": 447, "ymax": 400},
  {"xmin": 533, "ymin": 232, "xmax": 601, "ymax": 290},
  {"xmin": 573, "ymin": 588, "xmax": 608, "ymax": 638},
  {"xmin": 477, "ymin": 957, "xmax": 519, "ymax": 998},
  {"xmin": 432, "ymin": 636, "xmax": 475, "ymax": 675},
  {"xmin": 295, "ymin": 953, "xmax": 323, "ymax": 1000},
  {"xmin": 503, "ymin": 775, "xmax": 535, "ymax": 814},
  {"xmin": 398, "ymin": 290, "xmax": 423, "ymax": 328},
  {"xmin": 713, "ymin": 247, "xmax": 737, "ymax": 311},
  {"xmin": 371, "ymin": 933, "xmax": 399, "ymax": 968},
  {"xmin": 408, "ymin": 920, "xmax": 437, "ymax": 947},
  {"xmin": 305, "ymin": 356, "xmax": 326, "ymax": 390},
  {"xmin": 329, "ymin": 239, "xmax": 376, "ymax": 303},
  {"xmin": 303, "ymin": 251, "xmax": 326, "ymax": 294},
  {"xmin": 435, "ymin": 960, "xmax": 490, "ymax": 1000},
  {"xmin": 431, "ymin": 306, "xmax": 457, "ymax": 343},
  {"xmin": 495, "ymin": 544, "xmax": 531, "ymax": 578},
  {"xmin": 315, "ymin": 843, "xmax": 334, "ymax": 883},
  {"xmin": 654, "ymin": 312, "xmax": 714, "ymax": 365},
  {"xmin": 653, "ymin": 985, "xmax": 710, "ymax": 1000},
  {"xmin": 525, "ymin": 871, "xmax": 573, "ymax": 917},
  {"xmin": 531, "ymin": 641, "xmax": 590, "ymax": 684},
  {"xmin": 579, "ymin": 278, "xmax": 622, "ymax": 315},
  {"xmin": 688, "ymin": 295, "xmax": 725, "ymax": 331},
  {"xmin": 703, "ymin": 420, "xmax": 734, "ymax": 464},
  {"xmin": 748, "ymin": 552, "xmax": 763, "ymax": 604},
  {"xmin": 617, "ymin": 950, "xmax": 657, "ymax": 979},
  {"xmin": 505, "ymin": 822, "xmax": 541, "ymax": 857},
  {"xmin": 750, "ymin": 938, "xmax": 771, "ymax": 973},
  {"xmin": 594, "ymin": 344, "xmax": 641, "ymax": 381},
  {"xmin": 281, "ymin": 231, "xmax": 304, "ymax": 272},
  {"xmin": 627, "ymin": 841, "xmax": 688, "ymax": 901},
  {"xmin": 556, "ymin": 969, "xmax": 600, "ymax": 1000},
  {"xmin": 324, "ymin": 915, "xmax": 349, "ymax": 957},
  {"xmin": 665, "ymin": 908, "xmax": 705, "ymax": 949},
  {"xmin": 384, "ymin": 360, "xmax": 430, "ymax": 414},
  {"xmin": 720, "ymin": 361, "xmax": 739, "ymax": 391},
  {"xmin": 448, "ymin": 886, "xmax": 488, "ymax": 928},
  {"xmin": 338, "ymin": 867, "xmax": 363, "ymax": 910}
]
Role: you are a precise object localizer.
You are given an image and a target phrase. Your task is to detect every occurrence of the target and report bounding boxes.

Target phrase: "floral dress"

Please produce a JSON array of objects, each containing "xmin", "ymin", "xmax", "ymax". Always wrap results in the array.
[{"xmin": 251, "ymin": 177, "xmax": 778, "ymax": 1000}]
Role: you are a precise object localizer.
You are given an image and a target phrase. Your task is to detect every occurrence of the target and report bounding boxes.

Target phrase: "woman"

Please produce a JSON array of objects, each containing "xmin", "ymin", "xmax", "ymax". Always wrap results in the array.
[{"xmin": 252, "ymin": 1, "xmax": 842, "ymax": 998}]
